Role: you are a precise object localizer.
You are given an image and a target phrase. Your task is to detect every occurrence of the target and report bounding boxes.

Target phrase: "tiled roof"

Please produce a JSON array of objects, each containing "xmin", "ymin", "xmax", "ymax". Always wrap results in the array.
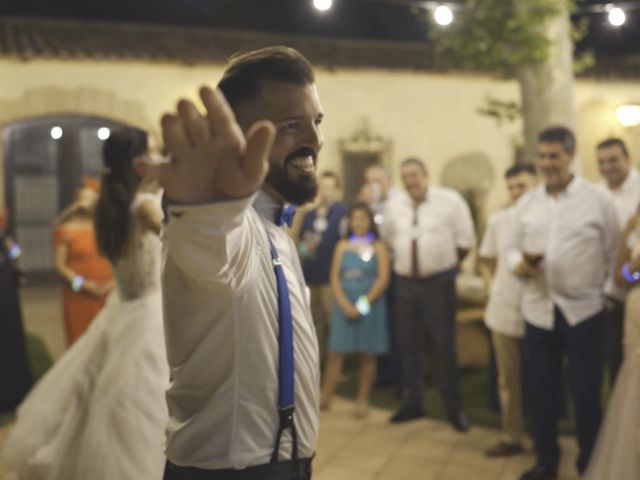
[
  {"xmin": 0, "ymin": 16, "xmax": 438, "ymax": 70},
  {"xmin": 1, "ymin": 16, "xmax": 639, "ymax": 78}
]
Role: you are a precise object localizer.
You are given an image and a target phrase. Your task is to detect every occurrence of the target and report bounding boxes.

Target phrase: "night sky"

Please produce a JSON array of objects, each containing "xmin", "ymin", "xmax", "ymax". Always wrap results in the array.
[{"xmin": 1, "ymin": 0, "xmax": 640, "ymax": 56}]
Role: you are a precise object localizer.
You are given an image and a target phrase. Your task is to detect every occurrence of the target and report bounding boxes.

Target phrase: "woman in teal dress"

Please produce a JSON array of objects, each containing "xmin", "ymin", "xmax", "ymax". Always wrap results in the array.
[{"xmin": 320, "ymin": 202, "xmax": 390, "ymax": 418}]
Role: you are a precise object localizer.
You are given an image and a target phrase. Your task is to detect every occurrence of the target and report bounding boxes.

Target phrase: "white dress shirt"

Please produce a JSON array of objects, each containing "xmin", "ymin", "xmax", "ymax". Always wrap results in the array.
[
  {"xmin": 506, "ymin": 177, "xmax": 621, "ymax": 330},
  {"xmin": 162, "ymin": 190, "xmax": 319, "ymax": 469},
  {"xmin": 597, "ymin": 168, "xmax": 640, "ymax": 230},
  {"xmin": 382, "ymin": 187, "xmax": 476, "ymax": 278},
  {"xmin": 479, "ymin": 206, "xmax": 526, "ymax": 338},
  {"xmin": 597, "ymin": 168, "xmax": 640, "ymax": 300}
]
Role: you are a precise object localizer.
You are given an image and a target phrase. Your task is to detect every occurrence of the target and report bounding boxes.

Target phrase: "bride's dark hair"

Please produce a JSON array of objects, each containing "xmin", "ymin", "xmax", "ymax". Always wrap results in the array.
[{"xmin": 95, "ymin": 127, "xmax": 148, "ymax": 262}]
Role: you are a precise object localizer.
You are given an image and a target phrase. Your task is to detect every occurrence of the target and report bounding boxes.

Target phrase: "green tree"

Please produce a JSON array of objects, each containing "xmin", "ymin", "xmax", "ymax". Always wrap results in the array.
[{"xmin": 426, "ymin": 0, "xmax": 582, "ymax": 163}]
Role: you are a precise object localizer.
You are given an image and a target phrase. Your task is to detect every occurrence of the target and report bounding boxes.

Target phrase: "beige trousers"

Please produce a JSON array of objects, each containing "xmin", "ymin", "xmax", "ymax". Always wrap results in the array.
[{"xmin": 492, "ymin": 330, "xmax": 524, "ymax": 443}]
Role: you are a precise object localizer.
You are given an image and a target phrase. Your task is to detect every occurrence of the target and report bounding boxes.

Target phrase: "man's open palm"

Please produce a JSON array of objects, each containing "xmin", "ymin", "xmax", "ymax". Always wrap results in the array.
[{"xmin": 138, "ymin": 86, "xmax": 275, "ymax": 204}]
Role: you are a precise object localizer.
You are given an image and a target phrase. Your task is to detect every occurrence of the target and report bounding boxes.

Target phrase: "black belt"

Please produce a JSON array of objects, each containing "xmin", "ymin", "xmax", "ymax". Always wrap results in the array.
[{"xmin": 164, "ymin": 457, "xmax": 313, "ymax": 480}]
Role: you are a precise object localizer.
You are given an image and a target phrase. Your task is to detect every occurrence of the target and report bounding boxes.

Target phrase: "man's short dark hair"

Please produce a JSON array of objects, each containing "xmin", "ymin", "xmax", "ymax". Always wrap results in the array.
[
  {"xmin": 597, "ymin": 137, "xmax": 629, "ymax": 158},
  {"xmin": 218, "ymin": 46, "xmax": 315, "ymax": 108},
  {"xmin": 400, "ymin": 157, "xmax": 428, "ymax": 174},
  {"xmin": 505, "ymin": 163, "xmax": 537, "ymax": 179},
  {"xmin": 537, "ymin": 126, "xmax": 576, "ymax": 155},
  {"xmin": 320, "ymin": 170, "xmax": 341, "ymax": 189}
]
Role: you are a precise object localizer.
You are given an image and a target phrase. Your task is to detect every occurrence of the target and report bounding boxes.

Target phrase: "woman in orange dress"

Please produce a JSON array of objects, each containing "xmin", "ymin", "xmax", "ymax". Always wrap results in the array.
[{"xmin": 54, "ymin": 181, "xmax": 113, "ymax": 346}]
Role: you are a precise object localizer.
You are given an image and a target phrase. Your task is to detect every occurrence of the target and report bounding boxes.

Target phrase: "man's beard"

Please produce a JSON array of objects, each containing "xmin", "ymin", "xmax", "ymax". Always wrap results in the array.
[{"xmin": 266, "ymin": 148, "xmax": 319, "ymax": 205}]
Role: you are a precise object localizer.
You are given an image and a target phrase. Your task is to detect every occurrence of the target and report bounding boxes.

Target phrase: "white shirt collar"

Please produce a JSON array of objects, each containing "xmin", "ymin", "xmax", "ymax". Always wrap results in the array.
[
  {"xmin": 615, "ymin": 168, "xmax": 639, "ymax": 194},
  {"xmin": 545, "ymin": 175, "xmax": 580, "ymax": 198},
  {"xmin": 253, "ymin": 190, "xmax": 283, "ymax": 225}
]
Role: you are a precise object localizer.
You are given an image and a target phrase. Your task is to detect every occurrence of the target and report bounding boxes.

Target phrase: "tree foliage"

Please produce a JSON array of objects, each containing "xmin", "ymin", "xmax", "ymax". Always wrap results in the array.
[{"xmin": 428, "ymin": 0, "xmax": 566, "ymax": 77}]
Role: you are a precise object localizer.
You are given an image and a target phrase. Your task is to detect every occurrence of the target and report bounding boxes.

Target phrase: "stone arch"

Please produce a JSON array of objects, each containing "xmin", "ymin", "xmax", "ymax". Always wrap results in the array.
[
  {"xmin": 0, "ymin": 86, "xmax": 152, "ymax": 209},
  {"xmin": 440, "ymin": 151, "xmax": 495, "ymax": 235},
  {"xmin": 0, "ymin": 86, "xmax": 151, "ymax": 130}
]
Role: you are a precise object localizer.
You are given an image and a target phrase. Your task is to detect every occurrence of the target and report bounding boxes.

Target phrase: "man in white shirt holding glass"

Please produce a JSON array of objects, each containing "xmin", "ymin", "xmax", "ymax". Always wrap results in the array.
[
  {"xmin": 382, "ymin": 157, "xmax": 476, "ymax": 432},
  {"xmin": 141, "ymin": 47, "xmax": 323, "ymax": 480},
  {"xmin": 509, "ymin": 127, "xmax": 620, "ymax": 480},
  {"xmin": 479, "ymin": 163, "xmax": 537, "ymax": 458},
  {"xmin": 595, "ymin": 137, "xmax": 640, "ymax": 386}
]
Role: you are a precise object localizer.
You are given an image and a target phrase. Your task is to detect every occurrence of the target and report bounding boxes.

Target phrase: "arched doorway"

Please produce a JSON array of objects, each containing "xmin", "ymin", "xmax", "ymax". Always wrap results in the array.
[{"xmin": 3, "ymin": 115, "xmax": 128, "ymax": 277}]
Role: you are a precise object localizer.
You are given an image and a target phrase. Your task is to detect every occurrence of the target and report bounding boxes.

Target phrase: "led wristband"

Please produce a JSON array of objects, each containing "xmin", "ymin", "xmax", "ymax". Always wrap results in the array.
[
  {"xmin": 7, "ymin": 243, "xmax": 21, "ymax": 260},
  {"xmin": 355, "ymin": 295, "xmax": 371, "ymax": 316},
  {"xmin": 622, "ymin": 262, "xmax": 640, "ymax": 283},
  {"xmin": 71, "ymin": 275, "xmax": 85, "ymax": 292}
]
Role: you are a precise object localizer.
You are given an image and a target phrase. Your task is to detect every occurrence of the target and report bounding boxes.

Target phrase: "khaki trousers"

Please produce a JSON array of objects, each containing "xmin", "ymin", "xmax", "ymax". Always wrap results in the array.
[{"xmin": 492, "ymin": 330, "xmax": 524, "ymax": 443}]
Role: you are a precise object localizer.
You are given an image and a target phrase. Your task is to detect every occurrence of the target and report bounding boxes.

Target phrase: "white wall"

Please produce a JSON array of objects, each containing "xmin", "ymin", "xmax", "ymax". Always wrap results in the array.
[{"xmin": 1, "ymin": 57, "xmax": 638, "ymax": 217}]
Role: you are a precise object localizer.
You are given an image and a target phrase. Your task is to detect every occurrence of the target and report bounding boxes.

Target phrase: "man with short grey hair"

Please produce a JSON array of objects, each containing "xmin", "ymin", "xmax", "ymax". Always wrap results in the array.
[{"xmin": 511, "ymin": 127, "xmax": 620, "ymax": 480}]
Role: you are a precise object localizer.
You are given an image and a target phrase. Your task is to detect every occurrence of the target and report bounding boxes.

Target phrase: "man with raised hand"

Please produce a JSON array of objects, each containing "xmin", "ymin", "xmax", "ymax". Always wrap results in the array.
[{"xmin": 142, "ymin": 47, "xmax": 323, "ymax": 480}]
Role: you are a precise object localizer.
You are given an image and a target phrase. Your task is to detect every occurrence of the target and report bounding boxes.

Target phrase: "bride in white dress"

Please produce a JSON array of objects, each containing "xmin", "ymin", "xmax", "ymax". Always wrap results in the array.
[
  {"xmin": 584, "ymin": 211, "xmax": 640, "ymax": 479},
  {"xmin": 2, "ymin": 128, "xmax": 169, "ymax": 479}
]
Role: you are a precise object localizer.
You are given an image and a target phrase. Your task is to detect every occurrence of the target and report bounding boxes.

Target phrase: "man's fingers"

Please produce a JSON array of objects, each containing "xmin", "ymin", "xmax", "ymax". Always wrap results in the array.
[
  {"xmin": 243, "ymin": 120, "xmax": 276, "ymax": 187},
  {"xmin": 177, "ymin": 100, "xmax": 210, "ymax": 149},
  {"xmin": 200, "ymin": 86, "xmax": 243, "ymax": 141},
  {"xmin": 161, "ymin": 113, "xmax": 192, "ymax": 162}
]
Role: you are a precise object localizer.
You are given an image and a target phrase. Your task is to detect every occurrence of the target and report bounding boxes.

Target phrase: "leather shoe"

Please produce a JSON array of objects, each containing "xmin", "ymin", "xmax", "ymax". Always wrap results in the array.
[
  {"xmin": 484, "ymin": 440, "xmax": 524, "ymax": 457},
  {"xmin": 389, "ymin": 405, "xmax": 426, "ymax": 423},
  {"xmin": 519, "ymin": 465, "xmax": 557, "ymax": 480},
  {"xmin": 448, "ymin": 411, "xmax": 470, "ymax": 432}
]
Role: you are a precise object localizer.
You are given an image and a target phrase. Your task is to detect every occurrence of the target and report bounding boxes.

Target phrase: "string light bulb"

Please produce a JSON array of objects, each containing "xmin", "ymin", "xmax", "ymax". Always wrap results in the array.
[
  {"xmin": 50, "ymin": 126, "xmax": 63, "ymax": 140},
  {"xmin": 434, "ymin": 5, "xmax": 454, "ymax": 26},
  {"xmin": 313, "ymin": 0, "xmax": 333, "ymax": 12},
  {"xmin": 606, "ymin": 4, "xmax": 626, "ymax": 26},
  {"xmin": 97, "ymin": 127, "xmax": 110, "ymax": 140}
]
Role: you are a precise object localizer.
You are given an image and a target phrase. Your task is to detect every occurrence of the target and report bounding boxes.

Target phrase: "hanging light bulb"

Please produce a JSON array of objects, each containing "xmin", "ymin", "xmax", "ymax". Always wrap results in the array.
[
  {"xmin": 607, "ymin": 5, "xmax": 626, "ymax": 26},
  {"xmin": 50, "ymin": 126, "xmax": 63, "ymax": 140},
  {"xmin": 313, "ymin": 0, "xmax": 332, "ymax": 12},
  {"xmin": 434, "ymin": 5, "xmax": 454, "ymax": 26},
  {"xmin": 97, "ymin": 127, "xmax": 111, "ymax": 140}
]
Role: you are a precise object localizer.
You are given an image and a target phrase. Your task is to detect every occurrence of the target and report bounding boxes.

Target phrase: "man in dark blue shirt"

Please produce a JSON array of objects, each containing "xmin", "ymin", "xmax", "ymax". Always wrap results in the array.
[{"xmin": 298, "ymin": 171, "xmax": 347, "ymax": 365}]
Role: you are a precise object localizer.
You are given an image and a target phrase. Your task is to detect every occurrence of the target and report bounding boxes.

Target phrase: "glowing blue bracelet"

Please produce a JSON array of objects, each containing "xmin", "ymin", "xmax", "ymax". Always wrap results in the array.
[
  {"xmin": 622, "ymin": 262, "xmax": 640, "ymax": 283},
  {"xmin": 71, "ymin": 275, "xmax": 85, "ymax": 292},
  {"xmin": 7, "ymin": 243, "xmax": 21, "ymax": 260},
  {"xmin": 355, "ymin": 295, "xmax": 371, "ymax": 316}
]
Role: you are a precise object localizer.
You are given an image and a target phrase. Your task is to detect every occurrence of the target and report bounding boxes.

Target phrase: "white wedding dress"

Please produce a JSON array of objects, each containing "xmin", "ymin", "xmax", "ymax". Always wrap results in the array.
[
  {"xmin": 2, "ymin": 193, "xmax": 169, "ymax": 480},
  {"xmin": 583, "ymin": 233, "xmax": 640, "ymax": 479}
]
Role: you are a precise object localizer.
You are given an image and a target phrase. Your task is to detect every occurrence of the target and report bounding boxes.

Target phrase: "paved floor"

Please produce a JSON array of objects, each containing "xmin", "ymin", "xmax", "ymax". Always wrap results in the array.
[{"xmin": 0, "ymin": 287, "xmax": 581, "ymax": 480}]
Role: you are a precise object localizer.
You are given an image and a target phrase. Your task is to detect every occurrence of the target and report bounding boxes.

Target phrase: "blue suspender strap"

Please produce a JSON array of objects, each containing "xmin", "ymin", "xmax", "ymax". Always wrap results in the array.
[{"xmin": 267, "ymin": 237, "xmax": 299, "ymax": 469}]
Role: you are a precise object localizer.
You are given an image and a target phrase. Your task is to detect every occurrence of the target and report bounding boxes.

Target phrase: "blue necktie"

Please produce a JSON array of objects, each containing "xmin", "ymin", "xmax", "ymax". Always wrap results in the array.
[
  {"xmin": 277, "ymin": 204, "xmax": 297, "ymax": 228},
  {"xmin": 268, "ymin": 237, "xmax": 298, "ymax": 466}
]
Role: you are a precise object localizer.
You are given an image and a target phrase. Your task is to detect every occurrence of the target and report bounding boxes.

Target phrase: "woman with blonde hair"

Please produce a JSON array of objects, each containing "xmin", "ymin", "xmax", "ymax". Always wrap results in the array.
[{"xmin": 53, "ymin": 178, "xmax": 113, "ymax": 345}]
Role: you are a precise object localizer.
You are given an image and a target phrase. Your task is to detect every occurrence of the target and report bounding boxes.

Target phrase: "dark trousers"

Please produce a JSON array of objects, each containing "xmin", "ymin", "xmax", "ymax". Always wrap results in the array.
[
  {"xmin": 163, "ymin": 458, "xmax": 312, "ymax": 480},
  {"xmin": 525, "ymin": 307, "xmax": 604, "ymax": 474},
  {"xmin": 603, "ymin": 299, "xmax": 624, "ymax": 386},
  {"xmin": 376, "ymin": 273, "xmax": 404, "ymax": 386},
  {"xmin": 395, "ymin": 270, "xmax": 462, "ymax": 415}
]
